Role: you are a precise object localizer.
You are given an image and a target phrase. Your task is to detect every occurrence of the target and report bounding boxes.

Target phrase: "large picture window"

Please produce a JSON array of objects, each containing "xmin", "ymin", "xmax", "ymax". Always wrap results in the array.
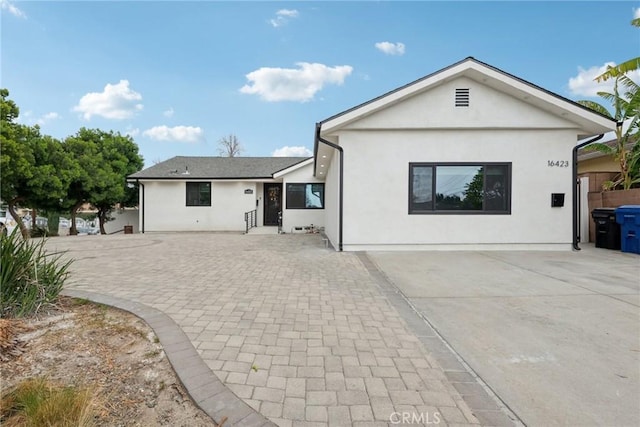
[
  {"xmin": 286, "ymin": 183, "xmax": 324, "ymax": 209},
  {"xmin": 186, "ymin": 182, "xmax": 211, "ymax": 206},
  {"xmin": 409, "ymin": 163, "xmax": 510, "ymax": 214}
]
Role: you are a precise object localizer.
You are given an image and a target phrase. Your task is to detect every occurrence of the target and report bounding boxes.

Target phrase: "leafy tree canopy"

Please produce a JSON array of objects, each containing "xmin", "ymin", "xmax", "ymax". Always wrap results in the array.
[
  {"xmin": 1, "ymin": 90, "xmax": 73, "ymax": 237},
  {"xmin": 63, "ymin": 128, "xmax": 144, "ymax": 234}
]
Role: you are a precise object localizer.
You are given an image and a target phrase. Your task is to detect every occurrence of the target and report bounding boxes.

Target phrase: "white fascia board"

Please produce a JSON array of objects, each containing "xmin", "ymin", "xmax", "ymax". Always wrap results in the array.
[
  {"xmin": 472, "ymin": 63, "xmax": 615, "ymax": 133},
  {"xmin": 273, "ymin": 158, "xmax": 314, "ymax": 178},
  {"xmin": 134, "ymin": 178, "xmax": 281, "ymax": 183},
  {"xmin": 320, "ymin": 58, "xmax": 615, "ymax": 136}
]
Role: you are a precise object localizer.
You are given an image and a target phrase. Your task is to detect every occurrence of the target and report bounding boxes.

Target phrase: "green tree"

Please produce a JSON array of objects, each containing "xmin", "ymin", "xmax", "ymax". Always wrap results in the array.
[
  {"xmin": 90, "ymin": 132, "xmax": 144, "ymax": 234},
  {"xmin": 1, "ymin": 89, "xmax": 72, "ymax": 238},
  {"xmin": 578, "ymin": 73, "xmax": 640, "ymax": 190},
  {"xmin": 462, "ymin": 169, "xmax": 484, "ymax": 210},
  {"xmin": 63, "ymin": 128, "xmax": 109, "ymax": 235},
  {"xmin": 63, "ymin": 128, "xmax": 143, "ymax": 235}
]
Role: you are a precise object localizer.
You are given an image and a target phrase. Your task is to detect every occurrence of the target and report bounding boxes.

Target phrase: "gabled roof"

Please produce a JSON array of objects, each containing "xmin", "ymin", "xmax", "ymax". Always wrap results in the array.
[
  {"xmin": 129, "ymin": 156, "xmax": 310, "ymax": 180},
  {"xmin": 318, "ymin": 56, "xmax": 615, "ymax": 137},
  {"xmin": 273, "ymin": 157, "xmax": 314, "ymax": 178}
]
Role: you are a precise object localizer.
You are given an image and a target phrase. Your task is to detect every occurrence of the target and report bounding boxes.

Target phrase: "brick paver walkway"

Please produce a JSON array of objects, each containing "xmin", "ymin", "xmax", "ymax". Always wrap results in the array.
[{"xmin": 49, "ymin": 233, "xmax": 484, "ymax": 426}]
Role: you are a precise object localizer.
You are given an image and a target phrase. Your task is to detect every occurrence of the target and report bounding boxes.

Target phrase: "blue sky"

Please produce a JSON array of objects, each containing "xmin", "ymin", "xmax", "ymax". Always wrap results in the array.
[{"xmin": 2, "ymin": 1, "xmax": 639, "ymax": 167}]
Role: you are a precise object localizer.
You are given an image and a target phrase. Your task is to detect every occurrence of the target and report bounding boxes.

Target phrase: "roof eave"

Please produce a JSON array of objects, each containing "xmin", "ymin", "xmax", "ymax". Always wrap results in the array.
[
  {"xmin": 273, "ymin": 157, "xmax": 314, "ymax": 178},
  {"xmin": 319, "ymin": 57, "xmax": 616, "ymax": 136}
]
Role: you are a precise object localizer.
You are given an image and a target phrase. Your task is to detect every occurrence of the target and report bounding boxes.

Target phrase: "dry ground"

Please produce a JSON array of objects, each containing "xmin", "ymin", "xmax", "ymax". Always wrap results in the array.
[{"xmin": 0, "ymin": 297, "xmax": 218, "ymax": 426}]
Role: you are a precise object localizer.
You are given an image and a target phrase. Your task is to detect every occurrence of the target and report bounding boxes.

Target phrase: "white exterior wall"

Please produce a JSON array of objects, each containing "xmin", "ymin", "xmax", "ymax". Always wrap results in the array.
[
  {"xmin": 339, "ymin": 129, "xmax": 575, "ymax": 250},
  {"xmin": 323, "ymin": 157, "xmax": 340, "ymax": 248},
  {"xmin": 141, "ymin": 180, "xmax": 258, "ymax": 232},
  {"xmin": 256, "ymin": 182, "xmax": 264, "ymax": 226},
  {"xmin": 105, "ymin": 208, "xmax": 139, "ymax": 233},
  {"xmin": 323, "ymin": 76, "xmax": 586, "ymax": 251},
  {"xmin": 347, "ymin": 77, "xmax": 576, "ymax": 131},
  {"xmin": 281, "ymin": 162, "xmax": 325, "ymax": 233}
]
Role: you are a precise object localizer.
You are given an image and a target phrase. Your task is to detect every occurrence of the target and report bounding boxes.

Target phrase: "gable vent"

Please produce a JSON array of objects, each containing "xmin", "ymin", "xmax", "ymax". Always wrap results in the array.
[{"xmin": 455, "ymin": 88, "xmax": 470, "ymax": 107}]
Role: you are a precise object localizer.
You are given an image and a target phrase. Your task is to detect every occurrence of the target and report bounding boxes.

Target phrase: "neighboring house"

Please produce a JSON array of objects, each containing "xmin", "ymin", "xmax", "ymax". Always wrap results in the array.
[
  {"xmin": 577, "ymin": 121, "xmax": 636, "ymax": 187},
  {"xmin": 128, "ymin": 157, "xmax": 324, "ymax": 233},
  {"xmin": 314, "ymin": 57, "xmax": 615, "ymax": 251}
]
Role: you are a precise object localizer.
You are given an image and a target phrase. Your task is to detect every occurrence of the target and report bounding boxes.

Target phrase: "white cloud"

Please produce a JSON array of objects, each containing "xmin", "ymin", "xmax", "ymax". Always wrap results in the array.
[
  {"xmin": 634, "ymin": 7, "xmax": 640, "ymax": 19},
  {"xmin": 240, "ymin": 62, "xmax": 353, "ymax": 102},
  {"xmin": 125, "ymin": 127, "xmax": 140, "ymax": 138},
  {"xmin": 37, "ymin": 112, "xmax": 60, "ymax": 125},
  {"xmin": 270, "ymin": 9, "xmax": 299, "ymax": 27},
  {"xmin": 568, "ymin": 62, "xmax": 640, "ymax": 97},
  {"xmin": 272, "ymin": 146, "xmax": 313, "ymax": 157},
  {"xmin": 16, "ymin": 111, "xmax": 59, "ymax": 126},
  {"xmin": 142, "ymin": 125, "xmax": 204, "ymax": 143},
  {"xmin": 1, "ymin": 0, "xmax": 26, "ymax": 18},
  {"xmin": 73, "ymin": 80, "xmax": 143, "ymax": 120},
  {"xmin": 16, "ymin": 110, "xmax": 32, "ymax": 123},
  {"xmin": 163, "ymin": 107, "xmax": 174, "ymax": 118},
  {"xmin": 375, "ymin": 41, "xmax": 405, "ymax": 56}
]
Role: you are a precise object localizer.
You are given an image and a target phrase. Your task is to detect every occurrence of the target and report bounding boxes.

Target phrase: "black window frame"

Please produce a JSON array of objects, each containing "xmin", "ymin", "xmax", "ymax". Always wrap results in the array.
[
  {"xmin": 286, "ymin": 183, "xmax": 325, "ymax": 209},
  {"xmin": 409, "ymin": 162, "xmax": 511, "ymax": 215},
  {"xmin": 185, "ymin": 182, "xmax": 211, "ymax": 207}
]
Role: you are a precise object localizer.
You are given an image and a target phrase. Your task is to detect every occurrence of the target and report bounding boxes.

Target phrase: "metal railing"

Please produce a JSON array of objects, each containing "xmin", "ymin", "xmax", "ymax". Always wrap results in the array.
[{"xmin": 244, "ymin": 209, "xmax": 257, "ymax": 233}]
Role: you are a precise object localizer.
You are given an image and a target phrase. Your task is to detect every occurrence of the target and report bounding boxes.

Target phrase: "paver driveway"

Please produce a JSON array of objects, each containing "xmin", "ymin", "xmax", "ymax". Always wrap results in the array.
[{"xmin": 49, "ymin": 233, "xmax": 488, "ymax": 427}]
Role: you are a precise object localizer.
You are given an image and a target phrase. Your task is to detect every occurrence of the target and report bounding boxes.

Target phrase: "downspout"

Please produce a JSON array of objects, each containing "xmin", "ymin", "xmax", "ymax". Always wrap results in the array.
[
  {"xmin": 573, "ymin": 132, "xmax": 605, "ymax": 250},
  {"xmin": 138, "ymin": 181, "xmax": 145, "ymax": 234},
  {"xmin": 315, "ymin": 123, "xmax": 343, "ymax": 251}
]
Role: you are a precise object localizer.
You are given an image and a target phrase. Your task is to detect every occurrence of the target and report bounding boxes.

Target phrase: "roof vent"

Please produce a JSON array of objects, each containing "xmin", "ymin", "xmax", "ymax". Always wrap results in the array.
[{"xmin": 455, "ymin": 88, "xmax": 470, "ymax": 107}]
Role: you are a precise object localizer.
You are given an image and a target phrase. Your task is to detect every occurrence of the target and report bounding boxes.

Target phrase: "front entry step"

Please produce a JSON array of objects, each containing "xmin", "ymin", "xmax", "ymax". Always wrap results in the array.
[{"xmin": 246, "ymin": 227, "xmax": 279, "ymax": 235}]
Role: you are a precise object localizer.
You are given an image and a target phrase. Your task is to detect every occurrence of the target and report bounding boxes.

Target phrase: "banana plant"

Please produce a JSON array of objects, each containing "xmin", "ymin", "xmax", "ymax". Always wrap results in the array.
[{"xmin": 578, "ymin": 71, "xmax": 640, "ymax": 190}]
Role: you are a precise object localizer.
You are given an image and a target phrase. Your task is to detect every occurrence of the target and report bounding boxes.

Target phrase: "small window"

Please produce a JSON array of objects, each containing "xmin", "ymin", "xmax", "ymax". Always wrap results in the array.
[
  {"xmin": 409, "ymin": 163, "xmax": 510, "ymax": 214},
  {"xmin": 286, "ymin": 183, "xmax": 324, "ymax": 209},
  {"xmin": 186, "ymin": 182, "xmax": 211, "ymax": 206},
  {"xmin": 455, "ymin": 88, "xmax": 470, "ymax": 107}
]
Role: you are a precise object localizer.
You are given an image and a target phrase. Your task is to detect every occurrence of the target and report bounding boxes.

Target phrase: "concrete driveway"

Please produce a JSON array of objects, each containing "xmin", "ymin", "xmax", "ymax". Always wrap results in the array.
[{"xmin": 368, "ymin": 246, "xmax": 640, "ymax": 426}]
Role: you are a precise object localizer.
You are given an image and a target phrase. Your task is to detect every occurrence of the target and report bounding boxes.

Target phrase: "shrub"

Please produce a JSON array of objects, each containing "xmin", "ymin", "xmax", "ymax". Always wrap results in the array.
[
  {"xmin": 0, "ymin": 377, "xmax": 96, "ymax": 427},
  {"xmin": 29, "ymin": 226, "xmax": 50, "ymax": 238},
  {"xmin": 0, "ymin": 232, "xmax": 72, "ymax": 318}
]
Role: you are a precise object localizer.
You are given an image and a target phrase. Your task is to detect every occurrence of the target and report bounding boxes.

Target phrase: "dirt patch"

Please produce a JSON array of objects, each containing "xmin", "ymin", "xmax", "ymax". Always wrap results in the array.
[{"xmin": 0, "ymin": 297, "xmax": 218, "ymax": 426}]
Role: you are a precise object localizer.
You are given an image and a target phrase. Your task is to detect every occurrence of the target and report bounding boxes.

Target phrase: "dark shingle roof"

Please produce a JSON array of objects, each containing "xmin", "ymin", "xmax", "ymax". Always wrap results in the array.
[{"xmin": 129, "ymin": 156, "xmax": 310, "ymax": 180}]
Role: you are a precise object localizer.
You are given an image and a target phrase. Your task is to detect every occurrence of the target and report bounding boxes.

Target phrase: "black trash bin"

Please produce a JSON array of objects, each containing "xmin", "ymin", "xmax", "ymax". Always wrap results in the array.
[{"xmin": 591, "ymin": 208, "xmax": 621, "ymax": 250}]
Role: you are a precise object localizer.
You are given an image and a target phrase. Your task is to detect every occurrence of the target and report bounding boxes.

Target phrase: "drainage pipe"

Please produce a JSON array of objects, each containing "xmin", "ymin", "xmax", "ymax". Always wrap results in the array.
[
  {"xmin": 572, "ymin": 133, "xmax": 605, "ymax": 250},
  {"xmin": 314, "ymin": 123, "xmax": 343, "ymax": 251},
  {"xmin": 138, "ymin": 181, "xmax": 145, "ymax": 234}
]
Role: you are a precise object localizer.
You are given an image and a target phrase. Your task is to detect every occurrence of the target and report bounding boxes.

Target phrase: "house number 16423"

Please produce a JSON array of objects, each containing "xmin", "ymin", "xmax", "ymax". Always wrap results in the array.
[{"xmin": 547, "ymin": 160, "xmax": 569, "ymax": 167}]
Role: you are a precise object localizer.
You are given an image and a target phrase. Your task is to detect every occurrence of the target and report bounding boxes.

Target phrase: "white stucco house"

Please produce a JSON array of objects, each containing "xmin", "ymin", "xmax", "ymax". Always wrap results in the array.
[
  {"xmin": 128, "ymin": 157, "xmax": 324, "ymax": 233},
  {"xmin": 314, "ymin": 57, "xmax": 615, "ymax": 251},
  {"xmin": 129, "ymin": 57, "xmax": 615, "ymax": 250}
]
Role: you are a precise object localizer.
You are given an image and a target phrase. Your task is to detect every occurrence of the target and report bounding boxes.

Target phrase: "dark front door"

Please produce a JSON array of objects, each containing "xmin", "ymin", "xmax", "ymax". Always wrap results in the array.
[{"xmin": 264, "ymin": 183, "xmax": 282, "ymax": 226}]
